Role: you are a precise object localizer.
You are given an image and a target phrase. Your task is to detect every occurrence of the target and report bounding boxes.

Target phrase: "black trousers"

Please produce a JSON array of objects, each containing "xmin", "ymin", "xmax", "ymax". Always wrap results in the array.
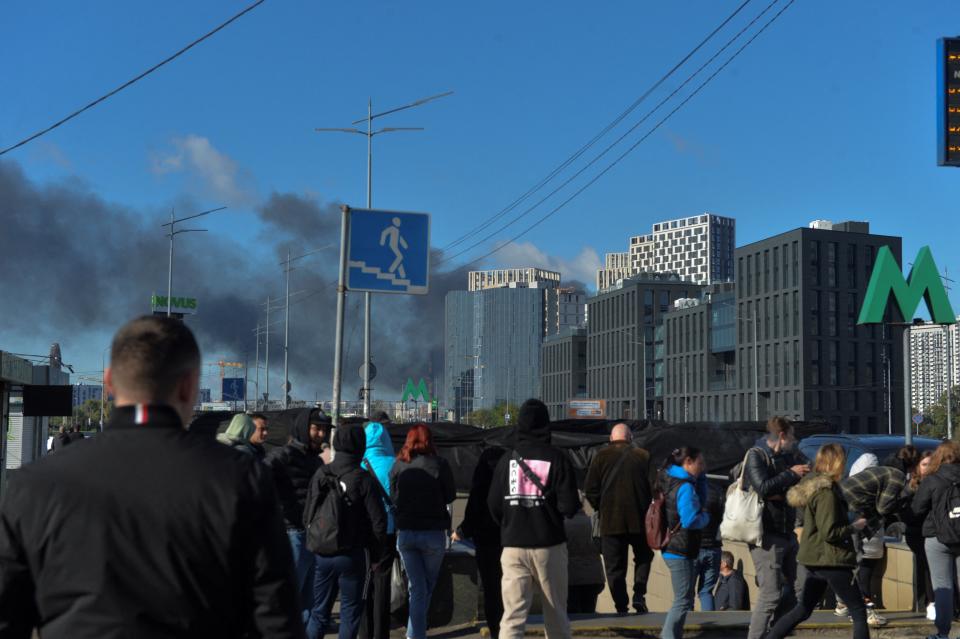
[
  {"xmin": 600, "ymin": 533, "xmax": 654, "ymax": 613},
  {"xmin": 359, "ymin": 534, "xmax": 396, "ymax": 639},
  {"xmin": 568, "ymin": 584, "xmax": 604, "ymax": 614},
  {"xmin": 476, "ymin": 544, "xmax": 504, "ymax": 639},
  {"xmin": 766, "ymin": 567, "xmax": 868, "ymax": 639}
]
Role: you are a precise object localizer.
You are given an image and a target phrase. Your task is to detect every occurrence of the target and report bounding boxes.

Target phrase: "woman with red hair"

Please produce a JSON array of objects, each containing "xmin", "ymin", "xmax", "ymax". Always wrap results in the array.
[{"xmin": 389, "ymin": 425, "xmax": 456, "ymax": 639}]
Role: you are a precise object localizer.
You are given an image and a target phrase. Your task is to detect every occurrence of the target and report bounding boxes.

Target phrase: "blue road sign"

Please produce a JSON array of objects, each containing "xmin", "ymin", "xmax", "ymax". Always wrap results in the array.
[
  {"xmin": 347, "ymin": 208, "xmax": 430, "ymax": 295},
  {"xmin": 913, "ymin": 413, "xmax": 924, "ymax": 425},
  {"xmin": 222, "ymin": 377, "xmax": 245, "ymax": 402}
]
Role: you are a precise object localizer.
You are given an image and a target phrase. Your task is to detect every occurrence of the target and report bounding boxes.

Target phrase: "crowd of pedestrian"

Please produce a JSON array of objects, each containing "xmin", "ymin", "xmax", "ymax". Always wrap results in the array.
[{"xmin": 2, "ymin": 315, "xmax": 958, "ymax": 639}]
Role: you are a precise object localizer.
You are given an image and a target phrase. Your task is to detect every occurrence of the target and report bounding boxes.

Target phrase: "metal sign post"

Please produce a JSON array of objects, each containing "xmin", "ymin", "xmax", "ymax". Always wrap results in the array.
[{"xmin": 330, "ymin": 206, "xmax": 352, "ymax": 455}]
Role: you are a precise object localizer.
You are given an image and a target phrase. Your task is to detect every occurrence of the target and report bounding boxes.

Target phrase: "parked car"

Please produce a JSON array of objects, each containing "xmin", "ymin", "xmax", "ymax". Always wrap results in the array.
[{"xmin": 798, "ymin": 434, "xmax": 941, "ymax": 477}]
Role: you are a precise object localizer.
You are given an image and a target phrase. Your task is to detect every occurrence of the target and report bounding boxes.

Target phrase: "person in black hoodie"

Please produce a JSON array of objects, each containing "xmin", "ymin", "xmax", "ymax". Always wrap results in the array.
[
  {"xmin": 453, "ymin": 445, "xmax": 507, "ymax": 639},
  {"xmin": 0, "ymin": 316, "xmax": 303, "ymax": 638},
  {"xmin": 267, "ymin": 410, "xmax": 326, "ymax": 624},
  {"xmin": 911, "ymin": 441, "xmax": 960, "ymax": 639},
  {"xmin": 488, "ymin": 399, "xmax": 580, "ymax": 639},
  {"xmin": 390, "ymin": 424, "xmax": 456, "ymax": 639},
  {"xmin": 306, "ymin": 423, "xmax": 387, "ymax": 639}
]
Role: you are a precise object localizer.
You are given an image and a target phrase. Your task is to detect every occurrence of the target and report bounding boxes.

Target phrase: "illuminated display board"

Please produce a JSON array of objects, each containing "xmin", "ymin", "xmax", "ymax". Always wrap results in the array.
[{"xmin": 937, "ymin": 37, "xmax": 960, "ymax": 167}]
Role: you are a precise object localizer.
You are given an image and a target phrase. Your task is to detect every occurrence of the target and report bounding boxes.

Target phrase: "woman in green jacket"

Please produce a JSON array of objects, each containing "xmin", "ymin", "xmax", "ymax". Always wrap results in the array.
[{"xmin": 766, "ymin": 443, "xmax": 869, "ymax": 639}]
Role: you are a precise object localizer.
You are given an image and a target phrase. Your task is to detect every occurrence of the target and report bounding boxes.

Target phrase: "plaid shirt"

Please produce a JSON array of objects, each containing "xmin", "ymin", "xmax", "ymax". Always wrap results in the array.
[{"xmin": 838, "ymin": 465, "xmax": 907, "ymax": 531}]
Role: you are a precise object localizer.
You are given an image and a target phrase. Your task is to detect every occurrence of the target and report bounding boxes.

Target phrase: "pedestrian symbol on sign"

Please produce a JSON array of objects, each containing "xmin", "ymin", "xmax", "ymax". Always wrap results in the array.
[{"xmin": 380, "ymin": 217, "xmax": 408, "ymax": 279}]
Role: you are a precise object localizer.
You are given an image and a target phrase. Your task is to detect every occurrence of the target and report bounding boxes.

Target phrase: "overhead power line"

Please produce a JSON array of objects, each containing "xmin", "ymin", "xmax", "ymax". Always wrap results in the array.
[
  {"xmin": 441, "ymin": 0, "xmax": 754, "ymax": 252},
  {"xmin": 446, "ymin": 0, "xmax": 796, "ymax": 270},
  {"xmin": 0, "ymin": 0, "xmax": 266, "ymax": 157}
]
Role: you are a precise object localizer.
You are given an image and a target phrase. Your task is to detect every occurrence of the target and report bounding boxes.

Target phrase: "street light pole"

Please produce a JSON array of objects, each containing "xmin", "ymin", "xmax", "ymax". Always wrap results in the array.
[
  {"xmin": 752, "ymin": 304, "xmax": 759, "ymax": 421},
  {"xmin": 160, "ymin": 206, "xmax": 226, "ymax": 317},
  {"xmin": 316, "ymin": 90, "xmax": 452, "ymax": 418},
  {"xmin": 284, "ymin": 254, "xmax": 290, "ymax": 409}
]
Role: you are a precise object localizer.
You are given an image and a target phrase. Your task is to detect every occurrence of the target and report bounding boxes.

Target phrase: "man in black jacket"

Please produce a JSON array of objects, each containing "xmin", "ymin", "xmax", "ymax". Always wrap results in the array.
[
  {"xmin": 306, "ymin": 424, "xmax": 387, "ymax": 639},
  {"xmin": 743, "ymin": 416, "xmax": 809, "ymax": 639},
  {"xmin": 267, "ymin": 410, "xmax": 326, "ymax": 624},
  {"xmin": 583, "ymin": 423, "xmax": 654, "ymax": 615},
  {"xmin": 0, "ymin": 316, "xmax": 303, "ymax": 638},
  {"xmin": 454, "ymin": 445, "xmax": 507, "ymax": 639},
  {"xmin": 488, "ymin": 399, "xmax": 580, "ymax": 639}
]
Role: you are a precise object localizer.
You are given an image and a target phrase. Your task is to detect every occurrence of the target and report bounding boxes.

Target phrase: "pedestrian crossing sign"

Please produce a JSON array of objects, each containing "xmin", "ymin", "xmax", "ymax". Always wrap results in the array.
[{"xmin": 346, "ymin": 208, "xmax": 430, "ymax": 295}]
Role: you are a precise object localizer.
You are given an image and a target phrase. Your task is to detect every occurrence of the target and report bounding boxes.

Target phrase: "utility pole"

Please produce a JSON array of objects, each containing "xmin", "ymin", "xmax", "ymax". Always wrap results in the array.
[
  {"xmin": 254, "ymin": 322, "xmax": 261, "ymax": 410},
  {"xmin": 265, "ymin": 296, "xmax": 270, "ymax": 408},
  {"xmin": 753, "ymin": 304, "xmax": 759, "ymax": 421},
  {"xmin": 331, "ymin": 206, "xmax": 351, "ymax": 452},
  {"xmin": 284, "ymin": 252, "xmax": 290, "ymax": 409},
  {"xmin": 316, "ymin": 90, "xmax": 452, "ymax": 418},
  {"xmin": 161, "ymin": 206, "xmax": 225, "ymax": 316}
]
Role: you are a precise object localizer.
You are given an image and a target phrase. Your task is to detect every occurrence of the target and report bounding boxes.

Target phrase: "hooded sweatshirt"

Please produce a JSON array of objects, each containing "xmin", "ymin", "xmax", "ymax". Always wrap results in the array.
[
  {"xmin": 266, "ymin": 409, "xmax": 323, "ymax": 529},
  {"xmin": 911, "ymin": 461, "xmax": 960, "ymax": 539},
  {"xmin": 362, "ymin": 422, "xmax": 396, "ymax": 534},
  {"xmin": 311, "ymin": 424, "xmax": 388, "ymax": 553},
  {"xmin": 661, "ymin": 465, "xmax": 709, "ymax": 559},
  {"xmin": 217, "ymin": 414, "xmax": 265, "ymax": 460},
  {"xmin": 487, "ymin": 399, "xmax": 580, "ymax": 548}
]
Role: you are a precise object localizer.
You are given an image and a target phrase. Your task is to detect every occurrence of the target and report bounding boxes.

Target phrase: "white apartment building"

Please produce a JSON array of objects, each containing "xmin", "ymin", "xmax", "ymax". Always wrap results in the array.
[
  {"xmin": 910, "ymin": 319, "xmax": 960, "ymax": 414},
  {"xmin": 468, "ymin": 267, "xmax": 561, "ymax": 291},
  {"xmin": 597, "ymin": 213, "xmax": 735, "ymax": 291}
]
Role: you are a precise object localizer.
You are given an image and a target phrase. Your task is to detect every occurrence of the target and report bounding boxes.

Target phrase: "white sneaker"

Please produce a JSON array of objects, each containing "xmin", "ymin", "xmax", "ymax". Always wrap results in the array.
[
  {"xmin": 834, "ymin": 603, "xmax": 849, "ymax": 617},
  {"xmin": 927, "ymin": 602, "xmax": 937, "ymax": 621},
  {"xmin": 866, "ymin": 608, "xmax": 887, "ymax": 627}
]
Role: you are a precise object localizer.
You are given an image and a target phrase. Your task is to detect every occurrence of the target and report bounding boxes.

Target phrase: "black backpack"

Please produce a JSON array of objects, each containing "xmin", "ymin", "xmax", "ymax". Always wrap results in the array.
[
  {"xmin": 304, "ymin": 467, "xmax": 355, "ymax": 555},
  {"xmin": 936, "ymin": 479, "xmax": 960, "ymax": 548}
]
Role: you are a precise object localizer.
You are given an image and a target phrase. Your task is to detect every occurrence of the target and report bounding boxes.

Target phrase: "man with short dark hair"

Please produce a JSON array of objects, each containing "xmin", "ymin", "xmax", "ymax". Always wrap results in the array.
[
  {"xmin": 0, "ymin": 316, "xmax": 303, "ymax": 638},
  {"xmin": 583, "ymin": 423, "xmax": 654, "ymax": 615},
  {"xmin": 68, "ymin": 423, "xmax": 85, "ymax": 444},
  {"xmin": 267, "ymin": 409, "xmax": 326, "ymax": 625},
  {"xmin": 743, "ymin": 416, "xmax": 809, "ymax": 639}
]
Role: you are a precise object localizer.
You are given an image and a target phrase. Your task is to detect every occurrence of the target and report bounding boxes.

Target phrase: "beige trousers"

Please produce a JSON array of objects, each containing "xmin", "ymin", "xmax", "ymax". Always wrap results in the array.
[{"xmin": 499, "ymin": 543, "xmax": 571, "ymax": 639}]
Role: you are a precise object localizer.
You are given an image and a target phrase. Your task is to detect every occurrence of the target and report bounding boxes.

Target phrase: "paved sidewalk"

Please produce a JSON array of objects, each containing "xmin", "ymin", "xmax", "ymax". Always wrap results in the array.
[{"xmin": 413, "ymin": 610, "xmax": 934, "ymax": 638}]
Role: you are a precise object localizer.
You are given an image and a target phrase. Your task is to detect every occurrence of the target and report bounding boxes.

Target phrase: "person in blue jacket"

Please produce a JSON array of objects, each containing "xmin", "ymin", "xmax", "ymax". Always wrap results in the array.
[
  {"xmin": 360, "ymin": 421, "xmax": 396, "ymax": 639},
  {"xmin": 659, "ymin": 447, "xmax": 709, "ymax": 639}
]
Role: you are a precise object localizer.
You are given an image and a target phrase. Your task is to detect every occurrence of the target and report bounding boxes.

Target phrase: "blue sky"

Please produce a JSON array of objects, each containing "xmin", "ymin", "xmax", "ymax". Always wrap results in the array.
[{"xmin": 3, "ymin": 0, "xmax": 959, "ymax": 392}]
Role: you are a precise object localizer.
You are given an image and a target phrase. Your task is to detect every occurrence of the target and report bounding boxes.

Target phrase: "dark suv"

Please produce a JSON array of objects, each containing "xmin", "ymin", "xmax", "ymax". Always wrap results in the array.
[{"xmin": 798, "ymin": 434, "xmax": 941, "ymax": 477}]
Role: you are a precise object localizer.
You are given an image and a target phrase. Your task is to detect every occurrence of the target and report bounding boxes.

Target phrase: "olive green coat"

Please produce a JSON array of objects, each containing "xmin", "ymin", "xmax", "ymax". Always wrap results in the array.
[{"xmin": 787, "ymin": 473, "xmax": 857, "ymax": 568}]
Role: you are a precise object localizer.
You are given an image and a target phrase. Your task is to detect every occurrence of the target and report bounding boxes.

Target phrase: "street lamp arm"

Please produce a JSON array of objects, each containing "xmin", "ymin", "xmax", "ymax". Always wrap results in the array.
[
  {"xmin": 169, "ymin": 228, "xmax": 208, "ymax": 237},
  {"xmin": 376, "ymin": 127, "xmax": 425, "ymax": 134},
  {"xmin": 160, "ymin": 206, "xmax": 227, "ymax": 228},
  {"xmin": 351, "ymin": 90, "xmax": 453, "ymax": 125},
  {"xmin": 314, "ymin": 127, "xmax": 365, "ymax": 135}
]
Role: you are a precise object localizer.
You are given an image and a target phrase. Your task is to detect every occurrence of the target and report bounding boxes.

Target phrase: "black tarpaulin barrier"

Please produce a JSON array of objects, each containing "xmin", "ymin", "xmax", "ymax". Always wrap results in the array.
[{"xmin": 188, "ymin": 410, "xmax": 837, "ymax": 491}]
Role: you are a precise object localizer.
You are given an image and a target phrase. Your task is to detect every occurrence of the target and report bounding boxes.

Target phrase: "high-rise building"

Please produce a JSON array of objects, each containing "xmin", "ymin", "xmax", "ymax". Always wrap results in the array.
[
  {"xmin": 545, "ymin": 287, "xmax": 588, "ymax": 336},
  {"xmin": 597, "ymin": 213, "xmax": 735, "ymax": 291},
  {"xmin": 909, "ymin": 320, "xmax": 960, "ymax": 414},
  {"xmin": 662, "ymin": 221, "xmax": 905, "ymax": 433},
  {"xmin": 199, "ymin": 388, "xmax": 213, "ymax": 404},
  {"xmin": 541, "ymin": 327, "xmax": 587, "ymax": 421},
  {"xmin": 445, "ymin": 287, "xmax": 546, "ymax": 421},
  {"xmin": 587, "ymin": 273, "xmax": 704, "ymax": 420},
  {"xmin": 468, "ymin": 267, "xmax": 561, "ymax": 291},
  {"xmin": 72, "ymin": 383, "xmax": 103, "ymax": 407}
]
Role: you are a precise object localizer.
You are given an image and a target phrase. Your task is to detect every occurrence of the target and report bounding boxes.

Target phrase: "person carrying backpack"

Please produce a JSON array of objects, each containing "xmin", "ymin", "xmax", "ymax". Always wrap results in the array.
[
  {"xmin": 389, "ymin": 425, "xmax": 456, "ymax": 639},
  {"xmin": 911, "ymin": 441, "xmax": 960, "ymax": 639},
  {"xmin": 658, "ymin": 447, "xmax": 710, "ymax": 639},
  {"xmin": 303, "ymin": 424, "xmax": 387, "ymax": 639},
  {"xmin": 487, "ymin": 399, "xmax": 580, "ymax": 639}
]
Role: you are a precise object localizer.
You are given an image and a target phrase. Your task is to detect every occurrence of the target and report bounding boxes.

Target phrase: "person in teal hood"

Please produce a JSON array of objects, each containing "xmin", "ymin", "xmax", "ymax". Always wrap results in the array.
[
  {"xmin": 216, "ymin": 413, "xmax": 266, "ymax": 460},
  {"xmin": 360, "ymin": 421, "xmax": 397, "ymax": 639}
]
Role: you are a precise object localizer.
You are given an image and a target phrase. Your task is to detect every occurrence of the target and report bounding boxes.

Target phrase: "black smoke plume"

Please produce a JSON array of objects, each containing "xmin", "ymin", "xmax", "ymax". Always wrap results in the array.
[{"xmin": 0, "ymin": 161, "xmax": 469, "ymax": 401}]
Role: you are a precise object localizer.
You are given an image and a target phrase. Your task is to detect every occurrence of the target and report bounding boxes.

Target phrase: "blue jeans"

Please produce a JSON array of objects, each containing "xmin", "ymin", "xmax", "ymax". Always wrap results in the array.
[
  {"xmin": 662, "ymin": 557, "xmax": 695, "ymax": 639},
  {"xmin": 288, "ymin": 529, "xmax": 317, "ymax": 623},
  {"xmin": 398, "ymin": 529, "xmax": 447, "ymax": 639},
  {"xmin": 694, "ymin": 547, "xmax": 721, "ymax": 611},
  {"xmin": 307, "ymin": 548, "xmax": 367, "ymax": 639}
]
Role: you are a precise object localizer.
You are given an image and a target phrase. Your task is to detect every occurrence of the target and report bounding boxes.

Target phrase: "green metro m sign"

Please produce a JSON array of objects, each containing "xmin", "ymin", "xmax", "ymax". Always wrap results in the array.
[
  {"xmin": 401, "ymin": 378, "xmax": 431, "ymax": 403},
  {"xmin": 858, "ymin": 246, "xmax": 956, "ymax": 325}
]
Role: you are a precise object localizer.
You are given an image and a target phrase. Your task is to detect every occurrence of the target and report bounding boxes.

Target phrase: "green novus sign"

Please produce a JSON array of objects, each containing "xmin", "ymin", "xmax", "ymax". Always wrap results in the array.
[
  {"xmin": 858, "ymin": 246, "xmax": 956, "ymax": 325},
  {"xmin": 401, "ymin": 378, "xmax": 431, "ymax": 403}
]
